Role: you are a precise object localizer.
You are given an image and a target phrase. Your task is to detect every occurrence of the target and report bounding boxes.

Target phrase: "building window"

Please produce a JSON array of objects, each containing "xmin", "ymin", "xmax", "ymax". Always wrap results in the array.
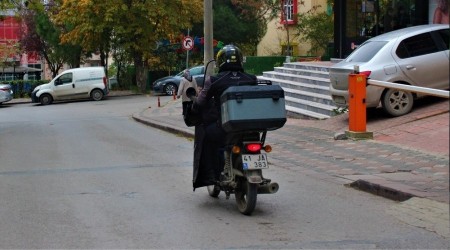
[
  {"xmin": 281, "ymin": 42, "xmax": 299, "ymax": 56},
  {"xmin": 281, "ymin": 0, "xmax": 297, "ymax": 25}
]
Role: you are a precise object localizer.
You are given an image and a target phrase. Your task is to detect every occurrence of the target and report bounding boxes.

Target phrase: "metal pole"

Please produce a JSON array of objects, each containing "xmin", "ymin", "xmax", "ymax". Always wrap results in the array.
[
  {"xmin": 204, "ymin": 0, "xmax": 214, "ymax": 76},
  {"xmin": 186, "ymin": 29, "xmax": 190, "ymax": 69}
]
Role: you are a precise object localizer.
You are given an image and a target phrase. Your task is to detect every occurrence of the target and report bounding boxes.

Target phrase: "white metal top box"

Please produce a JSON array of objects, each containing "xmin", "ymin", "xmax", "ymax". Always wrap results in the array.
[{"xmin": 220, "ymin": 85, "xmax": 287, "ymax": 132}]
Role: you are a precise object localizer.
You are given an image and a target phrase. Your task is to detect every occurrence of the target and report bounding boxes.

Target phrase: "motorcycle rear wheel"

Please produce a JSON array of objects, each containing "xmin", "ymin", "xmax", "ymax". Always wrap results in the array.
[
  {"xmin": 207, "ymin": 185, "xmax": 220, "ymax": 197},
  {"xmin": 235, "ymin": 178, "xmax": 257, "ymax": 215}
]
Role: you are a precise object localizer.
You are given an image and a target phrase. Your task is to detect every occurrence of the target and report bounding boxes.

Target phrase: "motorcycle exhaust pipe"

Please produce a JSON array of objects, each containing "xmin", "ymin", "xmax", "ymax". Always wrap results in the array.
[{"xmin": 258, "ymin": 182, "xmax": 279, "ymax": 194}]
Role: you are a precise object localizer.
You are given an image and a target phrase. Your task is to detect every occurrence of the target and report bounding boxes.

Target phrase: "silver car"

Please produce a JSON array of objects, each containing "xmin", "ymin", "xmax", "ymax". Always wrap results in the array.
[
  {"xmin": 329, "ymin": 24, "xmax": 449, "ymax": 116},
  {"xmin": 0, "ymin": 83, "xmax": 13, "ymax": 104}
]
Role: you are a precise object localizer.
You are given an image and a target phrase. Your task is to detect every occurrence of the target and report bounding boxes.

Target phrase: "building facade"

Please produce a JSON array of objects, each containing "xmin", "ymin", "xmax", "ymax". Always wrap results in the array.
[
  {"xmin": 334, "ymin": 0, "xmax": 448, "ymax": 58},
  {"xmin": 258, "ymin": 0, "xmax": 448, "ymax": 59},
  {"xmin": 257, "ymin": 0, "xmax": 329, "ymax": 57},
  {"xmin": 0, "ymin": 11, "xmax": 42, "ymax": 81}
]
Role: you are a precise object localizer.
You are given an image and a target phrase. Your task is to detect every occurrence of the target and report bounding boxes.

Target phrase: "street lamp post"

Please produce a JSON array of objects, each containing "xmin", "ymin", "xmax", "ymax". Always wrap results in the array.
[{"xmin": 204, "ymin": 0, "xmax": 215, "ymax": 76}]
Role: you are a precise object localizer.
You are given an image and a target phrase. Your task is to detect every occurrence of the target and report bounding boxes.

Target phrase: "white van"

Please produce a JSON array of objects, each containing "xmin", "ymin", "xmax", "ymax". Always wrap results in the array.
[{"xmin": 31, "ymin": 67, "xmax": 109, "ymax": 105}]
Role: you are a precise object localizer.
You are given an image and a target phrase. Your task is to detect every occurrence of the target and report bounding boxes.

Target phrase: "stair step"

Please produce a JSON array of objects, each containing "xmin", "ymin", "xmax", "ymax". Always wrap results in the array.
[
  {"xmin": 262, "ymin": 72, "xmax": 330, "ymax": 87},
  {"xmin": 284, "ymin": 88, "xmax": 334, "ymax": 105},
  {"xmin": 257, "ymin": 62, "xmax": 337, "ymax": 119},
  {"xmin": 283, "ymin": 62, "xmax": 333, "ymax": 72},
  {"xmin": 273, "ymin": 67, "xmax": 330, "ymax": 78},
  {"xmin": 285, "ymin": 105, "xmax": 330, "ymax": 120},
  {"xmin": 284, "ymin": 96, "xmax": 336, "ymax": 111},
  {"xmin": 258, "ymin": 76, "xmax": 330, "ymax": 95}
]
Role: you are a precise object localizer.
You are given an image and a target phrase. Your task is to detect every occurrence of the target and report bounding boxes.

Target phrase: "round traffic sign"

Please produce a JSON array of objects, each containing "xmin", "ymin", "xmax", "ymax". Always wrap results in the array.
[{"xmin": 182, "ymin": 36, "xmax": 194, "ymax": 50}]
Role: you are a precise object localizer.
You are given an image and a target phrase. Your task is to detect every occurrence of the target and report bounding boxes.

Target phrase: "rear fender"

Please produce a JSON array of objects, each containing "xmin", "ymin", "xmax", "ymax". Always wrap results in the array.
[{"xmin": 244, "ymin": 169, "xmax": 263, "ymax": 184}]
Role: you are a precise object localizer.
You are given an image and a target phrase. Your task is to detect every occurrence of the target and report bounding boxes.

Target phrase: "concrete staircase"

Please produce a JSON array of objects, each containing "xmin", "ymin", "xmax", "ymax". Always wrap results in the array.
[{"xmin": 258, "ymin": 61, "xmax": 338, "ymax": 120}]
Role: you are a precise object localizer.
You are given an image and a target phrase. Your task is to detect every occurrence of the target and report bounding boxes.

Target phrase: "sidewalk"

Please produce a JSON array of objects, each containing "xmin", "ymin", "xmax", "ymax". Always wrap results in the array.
[{"xmin": 132, "ymin": 96, "xmax": 449, "ymax": 204}]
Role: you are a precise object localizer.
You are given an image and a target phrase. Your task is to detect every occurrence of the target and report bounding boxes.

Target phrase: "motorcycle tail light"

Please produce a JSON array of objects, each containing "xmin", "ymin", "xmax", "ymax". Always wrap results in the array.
[
  {"xmin": 232, "ymin": 145, "xmax": 241, "ymax": 154},
  {"xmin": 245, "ymin": 143, "xmax": 261, "ymax": 153},
  {"xmin": 263, "ymin": 145, "xmax": 272, "ymax": 153}
]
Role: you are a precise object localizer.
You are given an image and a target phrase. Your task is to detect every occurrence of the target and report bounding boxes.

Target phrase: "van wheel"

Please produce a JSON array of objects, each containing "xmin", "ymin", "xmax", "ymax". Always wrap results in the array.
[
  {"xmin": 39, "ymin": 94, "xmax": 53, "ymax": 105},
  {"xmin": 381, "ymin": 88, "xmax": 414, "ymax": 117},
  {"xmin": 91, "ymin": 89, "xmax": 104, "ymax": 101},
  {"xmin": 164, "ymin": 83, "xmax": 177, "ymax": 96}
]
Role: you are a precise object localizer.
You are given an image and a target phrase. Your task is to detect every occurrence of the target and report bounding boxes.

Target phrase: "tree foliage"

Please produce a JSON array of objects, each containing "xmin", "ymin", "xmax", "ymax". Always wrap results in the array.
[
  {"xmin": 191, "ymin": 0, "xmax": 280, "ymax": 55},
  {"xmin": 230, "ymin": 0, "xmax": 281, "ymax": 53},
  {"xmin": 18, "ymin": 0, "xmax": 83, "ymax": 77},
  {"xmin": 0, "ymin": 41, "xmax": 20, "ymax": 70},
  {"xmin": 14, "ymin": 0, "xmax": 279, "ymax": 90},
  {"xmin": 295, "ymin": 5, "xmax": 334, "ymax": 56},
  {"xmin": 54, "ymin": 0, "xmax": 203, "ymax": 92}
]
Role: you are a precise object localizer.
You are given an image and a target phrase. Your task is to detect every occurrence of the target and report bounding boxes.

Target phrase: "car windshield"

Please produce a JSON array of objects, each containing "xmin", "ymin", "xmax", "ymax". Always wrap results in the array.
[{"xmin": 345, "ymin": 41, "xmax": 388, "ymax": 63}]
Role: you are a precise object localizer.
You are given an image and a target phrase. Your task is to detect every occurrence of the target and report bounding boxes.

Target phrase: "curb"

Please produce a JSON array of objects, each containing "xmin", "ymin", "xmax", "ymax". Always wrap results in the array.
[{"xmin": 132, "ymin": 113, "xmax": 194, "ymax": 139}]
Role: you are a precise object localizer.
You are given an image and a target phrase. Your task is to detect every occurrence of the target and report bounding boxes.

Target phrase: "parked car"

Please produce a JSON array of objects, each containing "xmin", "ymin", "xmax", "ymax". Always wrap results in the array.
[
  {"xmin": 31, "ymin": 67, "xmax": 109, "ymax": 105},
  {"xmin": 329, "ymin": 24, "xmax": 449, "ymax": 117},
  {"xmin": 0, "ymin": 83, "xmax": 13, "ymax": 104},
  {"xmin": 153, "ymin": 65, "xmax": 205, "ymax": 95}
]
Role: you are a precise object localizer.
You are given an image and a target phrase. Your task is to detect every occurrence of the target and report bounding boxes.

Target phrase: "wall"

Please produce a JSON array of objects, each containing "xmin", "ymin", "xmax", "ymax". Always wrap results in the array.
[{"xmin": 257, "ymin": 0, "xmax": 328, "ymax": 56}]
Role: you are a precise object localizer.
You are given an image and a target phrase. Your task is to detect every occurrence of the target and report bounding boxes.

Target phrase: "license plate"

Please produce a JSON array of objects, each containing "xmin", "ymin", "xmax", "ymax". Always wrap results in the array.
[{"xmin": 242, "ymin": 154, "xmax": 269, "ymax": 170}]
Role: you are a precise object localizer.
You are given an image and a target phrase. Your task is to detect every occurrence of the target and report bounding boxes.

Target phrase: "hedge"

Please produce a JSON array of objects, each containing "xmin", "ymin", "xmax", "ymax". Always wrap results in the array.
[{"xmin": 1, "ymin": 80, "xmax": 49, "ymax": 98}]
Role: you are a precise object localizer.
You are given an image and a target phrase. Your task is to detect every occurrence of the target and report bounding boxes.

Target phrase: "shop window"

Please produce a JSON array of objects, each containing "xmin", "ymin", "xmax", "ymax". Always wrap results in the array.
[{"xmin": 281, "ymin": 0, "xmax": 297, "ymax": 25}]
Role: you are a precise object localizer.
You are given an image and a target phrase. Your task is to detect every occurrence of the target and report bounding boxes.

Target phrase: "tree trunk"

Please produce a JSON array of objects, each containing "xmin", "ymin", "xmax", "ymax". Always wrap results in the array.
[{"xmin": 134, "ymin": 53, "xmax": 148, "ymax": 93}]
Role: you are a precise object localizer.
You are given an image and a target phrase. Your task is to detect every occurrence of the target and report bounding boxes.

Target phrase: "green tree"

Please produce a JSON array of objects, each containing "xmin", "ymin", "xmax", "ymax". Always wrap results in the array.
[
  {"xmin": 56, "ymin": 0, "xmax": 203, "ymax": 93},
  {"xmin": 294, "ymin": 4, "xmax": 334, "ymax": 56},
  {"xmin": 230, "ymin": 0, "xmax": 281, "ymax": 55},
  {"xmin": 190, "ymin": 0, "xmax": 280, "ymax": 55},
  {"xmin": 18, "ymin": 0, "xmax": 83, "ymax": 77}
]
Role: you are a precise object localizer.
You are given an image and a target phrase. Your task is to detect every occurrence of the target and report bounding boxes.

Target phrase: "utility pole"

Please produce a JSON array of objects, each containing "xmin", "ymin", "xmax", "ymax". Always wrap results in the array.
[{"xmin": 204, "ymin": 0, "xmax": 214, "ymax": 76}]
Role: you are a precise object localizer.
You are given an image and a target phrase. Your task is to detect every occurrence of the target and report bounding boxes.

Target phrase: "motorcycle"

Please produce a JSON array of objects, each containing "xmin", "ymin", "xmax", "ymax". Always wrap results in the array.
[{"xmin": 185, "ymin": 81, "xmax": 285, "ymax": 215}]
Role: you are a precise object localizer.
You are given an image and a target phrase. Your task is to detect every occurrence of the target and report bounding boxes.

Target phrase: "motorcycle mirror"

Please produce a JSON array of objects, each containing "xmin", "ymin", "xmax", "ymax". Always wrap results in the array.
[{"xmin": 186, "ymin": 87, "xmax": 197, "ymax": 100}]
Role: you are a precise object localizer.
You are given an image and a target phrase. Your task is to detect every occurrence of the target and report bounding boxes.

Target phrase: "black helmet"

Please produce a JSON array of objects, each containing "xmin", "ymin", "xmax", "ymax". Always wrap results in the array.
[{"xmin": 216, "ymin": 44, "xmax": 243, "ymax": 72}]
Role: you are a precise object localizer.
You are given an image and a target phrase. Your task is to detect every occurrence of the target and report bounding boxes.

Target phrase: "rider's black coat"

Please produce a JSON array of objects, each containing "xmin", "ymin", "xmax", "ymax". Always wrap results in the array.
[{"xmin": 192, "ymin": 71, "xmax": 257, "ymax": 189}]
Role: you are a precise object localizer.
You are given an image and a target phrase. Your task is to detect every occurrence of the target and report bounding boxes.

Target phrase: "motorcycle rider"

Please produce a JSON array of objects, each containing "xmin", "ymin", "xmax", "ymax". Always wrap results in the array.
[{"xmin": 192, "ymin": 44, "xmax": 257, "ymax": 189}]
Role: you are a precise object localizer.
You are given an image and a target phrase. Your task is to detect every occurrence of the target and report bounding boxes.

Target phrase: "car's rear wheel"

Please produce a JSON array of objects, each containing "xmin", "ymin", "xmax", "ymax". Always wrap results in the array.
[
  {"xmin": 91, "ymin": 89, "xmax": 104, "ymax": 101},
  {"xmin": 39, "ymin": 94, "xmax": 53, "ymax": 105},
  {"xmin": 381, "ymin": 88, "xmax": 414, "ymax": 117},
  {"xmin": 164, "ymin": 83, "xmax": 177, "ymax": 96}
]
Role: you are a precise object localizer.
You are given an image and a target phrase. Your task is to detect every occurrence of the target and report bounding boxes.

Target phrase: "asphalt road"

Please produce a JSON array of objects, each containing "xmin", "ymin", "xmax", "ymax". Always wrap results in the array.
[{"xmin": 0, "ymin": 95, "xmax": 448, "ymax": 249}]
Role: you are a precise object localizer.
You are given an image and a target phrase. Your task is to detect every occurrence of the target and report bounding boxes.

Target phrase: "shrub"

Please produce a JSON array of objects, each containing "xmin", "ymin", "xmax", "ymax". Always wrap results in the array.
[{"xmin": 2, "ymin": 80, "xmax": 49, "ymax": 98}]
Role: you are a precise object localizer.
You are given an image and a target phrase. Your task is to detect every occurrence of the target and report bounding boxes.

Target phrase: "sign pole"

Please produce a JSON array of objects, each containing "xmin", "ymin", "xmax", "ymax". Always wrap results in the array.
[{"xmin": 186, "ymin": 29, "xmax": 190, "ymax": 69}]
